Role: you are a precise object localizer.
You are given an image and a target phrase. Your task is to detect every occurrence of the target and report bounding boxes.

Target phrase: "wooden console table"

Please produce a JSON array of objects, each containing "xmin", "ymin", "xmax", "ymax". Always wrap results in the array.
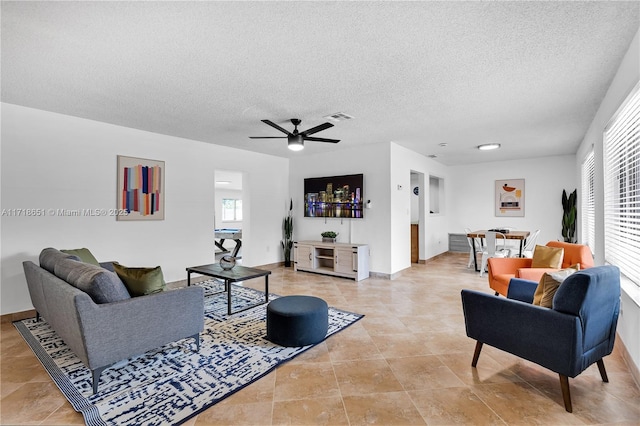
[{"xmin": 293, "ymin": 241, "xmax": 369, "ymax": 281}]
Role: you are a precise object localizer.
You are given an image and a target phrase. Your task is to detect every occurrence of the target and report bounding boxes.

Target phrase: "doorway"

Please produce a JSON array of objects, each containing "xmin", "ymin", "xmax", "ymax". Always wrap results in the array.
[
  {"xmin": 214, "ymin": 170, "xmax": 244, "ymax": 262},
  {"xmin": 410, "ymin": 171, "xmax": 425, "ymax": 263}
]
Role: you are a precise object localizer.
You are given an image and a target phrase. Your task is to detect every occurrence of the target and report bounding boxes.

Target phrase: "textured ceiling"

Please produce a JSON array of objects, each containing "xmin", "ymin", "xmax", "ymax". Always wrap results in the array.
[{"xmin": 2, "ymin": 1, "xmax": 639, "ymax": 165}]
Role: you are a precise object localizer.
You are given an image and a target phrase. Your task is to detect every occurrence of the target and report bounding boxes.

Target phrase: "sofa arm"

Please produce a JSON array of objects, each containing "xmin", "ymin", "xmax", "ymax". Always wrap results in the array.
[
  {"xmin": 74, "ymin": 285, "xmax": 205, "ymax": 370},
  {"xmin": 517, "ymin": 268, "xmax": 559, "ymax": 282},
  {"xmin": 506, "ymin": 278, "xmax": 537, "ymax": 303},
  {"xmin": 487, "ymin": 257, "xmax": 532, "ymax": 276},
  {"xmin": 461, "ymin": 289, "xmax": 582, "ymax": 376}
]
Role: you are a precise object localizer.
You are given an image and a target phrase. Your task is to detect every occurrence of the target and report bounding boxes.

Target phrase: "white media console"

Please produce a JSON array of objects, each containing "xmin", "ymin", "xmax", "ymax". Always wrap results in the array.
[{"xmin": 293, "ymin": 241, "xmax": 369, "ymax": 281}]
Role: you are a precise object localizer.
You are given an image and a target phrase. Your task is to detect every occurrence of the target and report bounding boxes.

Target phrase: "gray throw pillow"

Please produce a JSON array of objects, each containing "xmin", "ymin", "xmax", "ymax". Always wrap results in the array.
[
  {"xmin": 55, "ymin": 259, "xmax": 131, "ymax": 304},
  {"xmin": 39, "ymin": 248, "xmax": 80, "ymax": 273}
]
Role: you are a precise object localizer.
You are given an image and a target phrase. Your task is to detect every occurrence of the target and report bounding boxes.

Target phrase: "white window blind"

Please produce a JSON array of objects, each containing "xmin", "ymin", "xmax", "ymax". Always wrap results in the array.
[
  {"xmin": 604, "ymin": 82, "xmax": 640, "ymax": 287},
  {"xmin": 581, "ymin": 150, "xmax": 595, "ymax": 253}
]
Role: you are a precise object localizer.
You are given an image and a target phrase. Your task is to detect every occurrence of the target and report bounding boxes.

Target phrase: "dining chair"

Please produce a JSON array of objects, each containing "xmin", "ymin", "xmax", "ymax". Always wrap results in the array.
[
  {"xmin": 479, "ymin": 231, "xmax": 508, "ymax": 277},
  {"xmin": 464, "ymin": 228, "xmax": 485, "ymax": 269},
  {"xmin": 510, "ymin": 229, "xmax": 540, "ymax": 258}
]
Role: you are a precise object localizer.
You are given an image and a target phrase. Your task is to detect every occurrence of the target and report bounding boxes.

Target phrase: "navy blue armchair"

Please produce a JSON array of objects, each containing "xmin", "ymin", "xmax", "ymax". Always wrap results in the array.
[{"xmin": 461, "ymin": 265, "xmax": 620, "ymax": 412}]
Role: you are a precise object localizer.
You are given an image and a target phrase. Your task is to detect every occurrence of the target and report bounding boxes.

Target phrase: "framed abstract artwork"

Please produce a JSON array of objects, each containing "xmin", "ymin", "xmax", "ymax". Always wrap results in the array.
[
  {"xmin": 117, "ymin": 155, "xmax": 165, "ymax": 221},
  {"xmin": 495, "ymin": 179, "xmax": 524, "ymax": 217}
]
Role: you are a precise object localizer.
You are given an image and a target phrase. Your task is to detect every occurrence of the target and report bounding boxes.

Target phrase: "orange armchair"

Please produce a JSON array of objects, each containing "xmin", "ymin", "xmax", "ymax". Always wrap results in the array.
[{"xmin": 487, "ymin": 241, "xmax": 594, "ymax": 296}]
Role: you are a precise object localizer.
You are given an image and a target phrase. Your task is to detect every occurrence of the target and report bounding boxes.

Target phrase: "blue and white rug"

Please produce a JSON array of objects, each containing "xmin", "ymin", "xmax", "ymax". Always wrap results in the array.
[{"xmin": 14, "ymin": 280, "xmax": 363, "ymax": 426}]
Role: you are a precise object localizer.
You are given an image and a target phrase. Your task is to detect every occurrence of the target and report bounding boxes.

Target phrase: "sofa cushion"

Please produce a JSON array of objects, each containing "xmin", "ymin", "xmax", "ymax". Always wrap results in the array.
[
  {"xmin": 113, "ymin": 263, "xmax": 166, "ymax": 297},
  {"xmin": 39, "ymin": 248, "xmax": 80, "ymax": 273},
  {"xmin": 55, "ymin": 258, "xmax": 131, "ymax": 304},
  {"xmin": 533, "ymin": 265, "xmax": 580, "ymax": 308},
  {"xmin": 531, "ymin": 245, "xmax": 564, "ymax": 269},
  {"xmin": 61, "ymin": 248, "xmax": 100, "ymax": 266}
]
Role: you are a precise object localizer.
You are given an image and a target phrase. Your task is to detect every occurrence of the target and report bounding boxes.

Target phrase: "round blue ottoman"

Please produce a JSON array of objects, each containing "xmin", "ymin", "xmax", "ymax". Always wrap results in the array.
[{"xmin": 266, "ymin": 295, "xmax": 329, "ymax": 347}]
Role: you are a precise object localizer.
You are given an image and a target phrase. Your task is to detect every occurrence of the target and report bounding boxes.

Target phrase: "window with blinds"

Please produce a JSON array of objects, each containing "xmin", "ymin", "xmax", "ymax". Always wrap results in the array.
[
  {"xmin": 581, "ymin": 151, "xmax": 595, "ymax": 253},
  {"xmin": 604, "ymin": 82, "xmax": 640, "ymax": 287}
]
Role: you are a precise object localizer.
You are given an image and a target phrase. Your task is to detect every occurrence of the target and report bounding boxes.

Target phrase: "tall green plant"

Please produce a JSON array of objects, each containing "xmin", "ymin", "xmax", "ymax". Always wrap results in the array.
[
  {"xmin": 562, "ymin": 189, "xmax": 577, "ymax": 243},
  {"xmin": 281, "ymin": 199, "xmax": 294, "ymax": 266}
]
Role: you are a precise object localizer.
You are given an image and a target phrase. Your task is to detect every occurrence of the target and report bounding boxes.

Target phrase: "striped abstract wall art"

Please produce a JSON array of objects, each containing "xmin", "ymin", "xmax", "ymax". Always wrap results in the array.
[{"xmin": 117, "ymin": 156, "xmax": 165, "ymax": 221}]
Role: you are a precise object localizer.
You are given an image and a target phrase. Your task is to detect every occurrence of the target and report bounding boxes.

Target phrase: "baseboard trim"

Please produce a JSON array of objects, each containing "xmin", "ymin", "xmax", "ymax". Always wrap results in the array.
[
  {"xmin": 369, "ymin": 271, "xmax": 390, "ymax": 280},
  {"xmin": 1, "ymin": 309, "xmax": 36, "ymax": 324},
  {"xmin": 617, "ymin": 332, "xmax": 640, "ymax": 389}
]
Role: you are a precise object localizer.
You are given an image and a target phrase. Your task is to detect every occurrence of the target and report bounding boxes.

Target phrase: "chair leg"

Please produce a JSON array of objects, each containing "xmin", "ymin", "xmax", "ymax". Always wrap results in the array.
[
  {"xmin": 559, "ymin": 374, "xmax": 572, "ymax": 412},
  {"xmin": 479, "ymin": 256, "xmax": 487, "ymax": 277},
  {"xmin": 597, "ymin": 359, "xmax": 609, "ymax": 383},
  {"xmin": 471, "ymin": 341, "xmax": 483, "ymax": 367},
  {"xmin": 92, "ymin": 365, "xmax": 109, "ymax": 395},
  {"xmin": 192, "ymin": 333, "xmax": 201, "ymax": 352}
]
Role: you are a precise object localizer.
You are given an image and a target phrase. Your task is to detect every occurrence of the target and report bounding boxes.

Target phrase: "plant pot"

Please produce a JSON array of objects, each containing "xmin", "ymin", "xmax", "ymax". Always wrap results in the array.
[{"xmin": 322, "ymin": 237, "xmax": 336, "ymax": 243}]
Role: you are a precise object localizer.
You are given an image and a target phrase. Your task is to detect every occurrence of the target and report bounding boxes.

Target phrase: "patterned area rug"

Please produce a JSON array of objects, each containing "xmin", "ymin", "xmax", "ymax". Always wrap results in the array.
[{"xmin": 14, "ymin": 281, "xmax": 363, "ymax": 426}]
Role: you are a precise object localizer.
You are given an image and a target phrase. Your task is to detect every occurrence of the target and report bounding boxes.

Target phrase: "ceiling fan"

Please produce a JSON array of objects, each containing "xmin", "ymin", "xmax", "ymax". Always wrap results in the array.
[{"xmin": 249, "ymin": 119, "xmax": 340, "ymax": 151}]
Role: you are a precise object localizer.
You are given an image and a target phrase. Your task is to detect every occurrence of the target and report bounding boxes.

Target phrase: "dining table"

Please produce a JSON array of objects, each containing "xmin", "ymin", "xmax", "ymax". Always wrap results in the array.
[{"xmin": 466, "ymin": 230, "xmax": 530, "ymax": 272}]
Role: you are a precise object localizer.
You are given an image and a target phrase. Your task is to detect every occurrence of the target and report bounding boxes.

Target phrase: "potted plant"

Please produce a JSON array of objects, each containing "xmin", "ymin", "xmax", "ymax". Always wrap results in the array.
[
  {"xmin": 281, "ymin": 199, "xmax": 294, "ymax": 267},
  {"xmin": 321, "ymin": 231, "xmax": 338, "ymax": 243},
  {"xmin": 562, "ymin": 189, "xmax": 577, "ymax": 243}
]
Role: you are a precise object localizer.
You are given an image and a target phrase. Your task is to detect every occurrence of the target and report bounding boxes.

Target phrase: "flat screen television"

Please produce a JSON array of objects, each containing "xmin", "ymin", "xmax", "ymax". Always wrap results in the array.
[{"xmin": 304, "ymin": 173, "xmax": 364, "ymax": 218}]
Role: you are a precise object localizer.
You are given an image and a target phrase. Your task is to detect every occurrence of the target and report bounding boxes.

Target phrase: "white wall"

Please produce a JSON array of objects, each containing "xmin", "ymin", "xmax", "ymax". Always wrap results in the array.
[
  {"xmin": 0, "ymin": 104, "xmax": 289, "ymax": 315},
  {"xmin": 576, "ymin": 29, "xmax": 640, "ymax": 376},
  {"xmin": 429, "ymin": 176, "xmax": 441, "ymax": 214},
  {"xmin": 390, "ymin": 143, "xmax": 450, "ymax": 270},
  {"xmin": 448, "ymin": 155, "xmax": 577, "ymax": 248},
  {"xmin": 289, "ymin": 142, "xmax": 392, "ymax": 275}
]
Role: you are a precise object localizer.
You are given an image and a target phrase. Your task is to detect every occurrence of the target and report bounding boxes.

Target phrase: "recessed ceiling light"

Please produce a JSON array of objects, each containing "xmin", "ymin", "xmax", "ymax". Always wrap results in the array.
[
  {"xmin": 428, "ymin": 154, "xmax": 437, "ymax": 158},
  {"xmin": 477, "ymin": 143, "xmax": 501, "ymax": 151},
  {"xmin": 216, "ymin": 181, "xmax": 231, "ymax": 185},
  {"xmin": 438, "ymin": 143, "xmax": 447, "ymax": 148}
]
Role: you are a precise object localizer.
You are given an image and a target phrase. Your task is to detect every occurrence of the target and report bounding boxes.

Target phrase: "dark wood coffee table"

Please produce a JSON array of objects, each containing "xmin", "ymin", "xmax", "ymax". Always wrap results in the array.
[{"xmin": 186, "ymin": 263, "xmax": 270, "ymax": 315}]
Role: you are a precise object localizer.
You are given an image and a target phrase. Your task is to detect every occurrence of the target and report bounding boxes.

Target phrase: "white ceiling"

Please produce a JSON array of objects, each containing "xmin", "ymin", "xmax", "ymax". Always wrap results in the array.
[
  {"xmin": 2, "ymin": 1, "xmax": 639, "ymax": 165},
  {"xmin": 215, "ymin": 170, "xmax": 243, "ymax": 191}
]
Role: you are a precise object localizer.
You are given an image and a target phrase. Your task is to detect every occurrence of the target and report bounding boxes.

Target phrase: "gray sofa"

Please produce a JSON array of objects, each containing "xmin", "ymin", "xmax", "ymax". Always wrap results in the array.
[{"xmin": 23, "ymin": 248, "xmax": 204, "ymax": 394}]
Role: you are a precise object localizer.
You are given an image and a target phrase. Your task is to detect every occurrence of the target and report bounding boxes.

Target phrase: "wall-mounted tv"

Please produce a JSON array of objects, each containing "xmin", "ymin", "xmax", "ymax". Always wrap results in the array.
[{"xmin": 304, "ymin": 173, "xmax": 364, "ymax": 218}]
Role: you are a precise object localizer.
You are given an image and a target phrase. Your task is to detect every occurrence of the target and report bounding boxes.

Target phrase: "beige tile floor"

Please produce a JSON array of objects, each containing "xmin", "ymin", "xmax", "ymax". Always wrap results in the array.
[{"xmin": 2, "ymin": 252, "xmax": 640, "ymax": 425}]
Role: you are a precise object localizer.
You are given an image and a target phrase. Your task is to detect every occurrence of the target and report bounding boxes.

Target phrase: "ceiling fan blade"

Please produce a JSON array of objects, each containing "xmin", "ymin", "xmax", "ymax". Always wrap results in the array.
[
  {"xmin": 300, "ymin": 122, "xmax": 334, "ymax": 136},
  {"xmin": 261, "ymin": 119, "xmax": 292, "ymax": 135},
  {"xmin": 303, "ymin": 136, "xmax": 340, "ymax": 143},
  {"xmin": 249, "ymin": 136, "xmax": 287, "ymax": 139}
]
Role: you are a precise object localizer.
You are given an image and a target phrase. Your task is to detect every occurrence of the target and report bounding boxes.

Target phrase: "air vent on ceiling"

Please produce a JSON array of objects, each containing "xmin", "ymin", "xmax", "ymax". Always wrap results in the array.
[{"xmin": 324, "ymin": 112, "xmax": 354, "ymax": 122}]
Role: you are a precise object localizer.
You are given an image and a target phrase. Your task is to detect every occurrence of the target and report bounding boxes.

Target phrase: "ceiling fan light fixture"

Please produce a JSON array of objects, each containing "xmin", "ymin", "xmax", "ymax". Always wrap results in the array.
[
  {"xmin": 288, "ymin": 135, "xmax": 304, "ymax": 151},
  {"xmin": 251, "ymin": 118, "xmax": 339, "ymax": 150},
  {"xmin": 478, "ymin": 143, "xmax": 501, "ymax": 151}
]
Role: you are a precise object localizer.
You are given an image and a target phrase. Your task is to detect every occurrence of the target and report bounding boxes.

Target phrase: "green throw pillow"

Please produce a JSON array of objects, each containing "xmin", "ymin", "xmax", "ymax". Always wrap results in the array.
[
  {"xmin": 61, "ymin": 248, "xmax": 100, "ymax": 266},
  {"xmin": 113, "ymin": 263, "xmax": 166, "ymax": 297}
]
